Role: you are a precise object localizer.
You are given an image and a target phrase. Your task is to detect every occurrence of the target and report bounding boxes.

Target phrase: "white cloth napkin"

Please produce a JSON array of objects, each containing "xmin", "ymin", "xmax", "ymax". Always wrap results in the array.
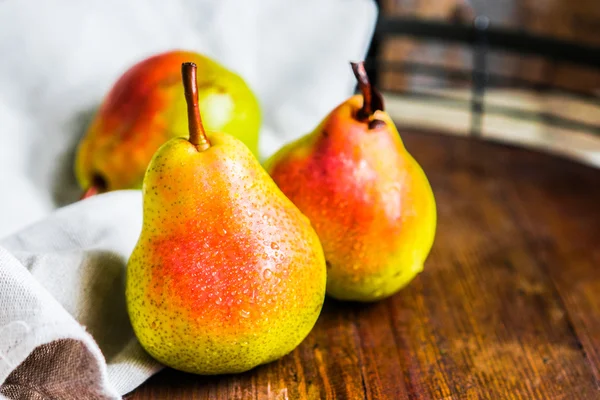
[{"xmin": 0, "ymin": 0, "xmax": 377, "ymax": 398}]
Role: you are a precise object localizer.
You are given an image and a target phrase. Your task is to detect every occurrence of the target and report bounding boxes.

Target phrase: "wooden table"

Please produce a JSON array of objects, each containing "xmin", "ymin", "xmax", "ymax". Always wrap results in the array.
[{"xmin": 128, "ymin": 130, "xmax": 600, "ymax": 399}]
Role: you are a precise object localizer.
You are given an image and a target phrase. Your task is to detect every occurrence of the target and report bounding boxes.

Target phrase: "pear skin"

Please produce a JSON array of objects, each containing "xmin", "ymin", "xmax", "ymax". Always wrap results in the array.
[
  {"xmin": 265, "ymin": 62, "xmax": 436, "ymax": 302},
  {"xmin": 76, "ymin": 50, "xmax": 261, "ymax": 197},
  {"xmin": 126, "ymin": 63, "xmax": 326, "ymax": 375}
]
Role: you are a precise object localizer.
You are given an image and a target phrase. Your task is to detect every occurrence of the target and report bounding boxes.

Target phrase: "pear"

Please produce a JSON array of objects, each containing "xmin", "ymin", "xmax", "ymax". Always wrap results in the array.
[
  {"xmin": 76, "ymin": 50, "xmax": 261, "ymax": 198},
  {"xmin": 125, "ymin": 62, "xmax": 326, "ymax": 375},
  {"xmin": 264, "ymin": 62, "xmax": 436, "ymax": 302}
]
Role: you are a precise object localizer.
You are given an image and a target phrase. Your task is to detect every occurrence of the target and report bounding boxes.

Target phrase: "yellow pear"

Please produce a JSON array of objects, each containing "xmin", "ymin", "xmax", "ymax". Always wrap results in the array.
[{"xmin": 126, "ymin": 62, "xmax": 326, "ymax": 374}]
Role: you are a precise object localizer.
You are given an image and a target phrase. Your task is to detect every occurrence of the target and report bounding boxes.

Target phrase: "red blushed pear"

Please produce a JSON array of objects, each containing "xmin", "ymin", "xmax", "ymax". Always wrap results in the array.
[
  {"xmin": 125, "ymin": 63, "xmax": 326, "ymax": 375},
  {"xmin": 264, "ymin": 62, "xmax": 437, "ymax": 302},
  {"xmin": 76, "ymin": 50, "xmax": 261, "ymax": 199}
]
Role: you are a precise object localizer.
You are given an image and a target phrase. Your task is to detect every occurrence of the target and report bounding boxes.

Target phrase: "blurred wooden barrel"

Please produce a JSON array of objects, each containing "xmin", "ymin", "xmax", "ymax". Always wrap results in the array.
[
  {"xmin": 374, "ymin": 1, "xmax": 600, "ymax": 168},
  {"xmin": 379, "ymin": 0, "xmax": 600, "ymax": 95}
]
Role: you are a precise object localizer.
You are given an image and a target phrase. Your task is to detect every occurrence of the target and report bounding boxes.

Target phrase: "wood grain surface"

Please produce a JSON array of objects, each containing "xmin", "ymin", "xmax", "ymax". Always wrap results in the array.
[{"xmin": 127, "ymin": 130, "xmax": 600, "ymax": 399}]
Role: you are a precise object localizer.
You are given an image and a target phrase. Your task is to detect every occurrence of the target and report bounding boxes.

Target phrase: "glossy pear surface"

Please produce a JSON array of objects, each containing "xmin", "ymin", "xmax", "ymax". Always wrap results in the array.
[
  {"xmin": 265, "ymin": 95, "xmax": 436, "ymax": 302},
  {"xmin": 126, "ymin": 132, "xmax": 326, "ymax": 374},
  {"xmin": 75, "ymin": 50, "xmax": 261, "ymax": 192}
]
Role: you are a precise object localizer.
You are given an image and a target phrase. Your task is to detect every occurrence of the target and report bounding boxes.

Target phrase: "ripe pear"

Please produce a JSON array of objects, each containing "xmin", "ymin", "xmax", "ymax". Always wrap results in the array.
[
  {"xmin": 264, "ymin": 62, "xmax": 436, "ymax": 302},
  {"xmin": 125, "ymin": 63, "xmax": 326, "ymax": 375},
  {"xmin": 75, "ymin": 50, "xmax": 261, "ymax": 198}
]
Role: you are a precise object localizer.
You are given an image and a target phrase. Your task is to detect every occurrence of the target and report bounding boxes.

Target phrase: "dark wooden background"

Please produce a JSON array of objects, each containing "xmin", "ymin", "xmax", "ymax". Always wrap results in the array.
[
  {"xmin": 127, "ymin": 130, "xmax": 600, "ymax": 399},
  {"xmin": 378, "ymin": 0, "xmax": 600, "ymax": 95}
]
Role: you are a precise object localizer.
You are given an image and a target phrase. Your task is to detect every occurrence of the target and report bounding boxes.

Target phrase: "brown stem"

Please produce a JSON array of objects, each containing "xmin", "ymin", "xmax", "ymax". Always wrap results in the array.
[
  {"xmin": 350, "ymin": 61, "xmax": 384, "ymax": 122},
  {"xmin": 181, "ymin": 62, "xmax": 211, "ymax": 151}
]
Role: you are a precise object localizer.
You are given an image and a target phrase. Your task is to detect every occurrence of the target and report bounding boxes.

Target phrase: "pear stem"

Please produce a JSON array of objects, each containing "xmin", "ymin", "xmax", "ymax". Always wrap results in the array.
[
  {"xmin": 182, "ymin": 62, "xmax": 211, "ymax": 151},
  {"xmin": 350, "ymin": 61, "xmax": 384, "ymax": 122},
  {"xmin": 80, "ymin": 185, "xmax": 100, "ymax": 200},
  {"xmin": 80, "ymin": 175, "xmax": 107, "ymax": 200}
]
